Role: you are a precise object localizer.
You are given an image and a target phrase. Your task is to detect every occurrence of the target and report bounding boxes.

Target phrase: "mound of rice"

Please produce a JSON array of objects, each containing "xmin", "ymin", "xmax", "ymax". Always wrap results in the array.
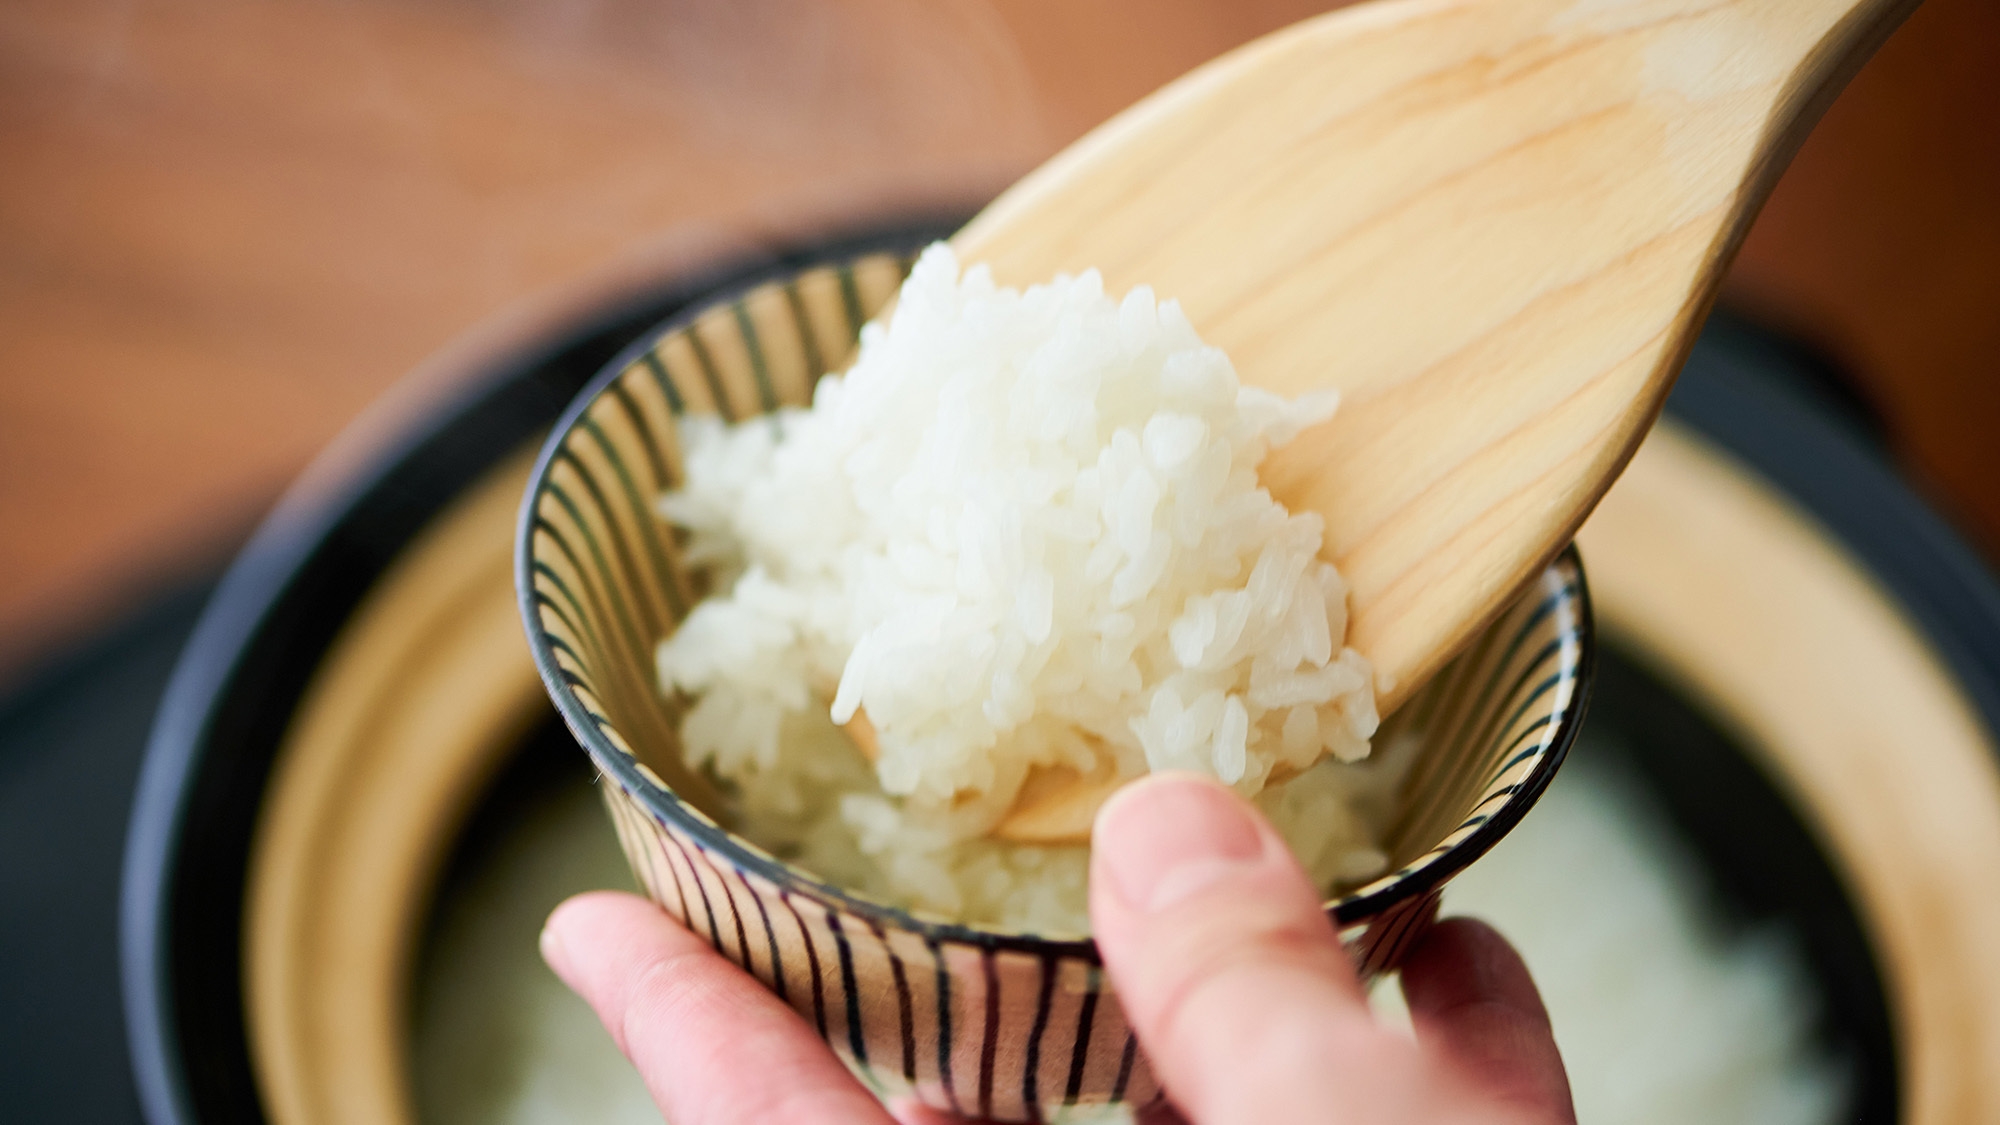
[{"xmin": 655, "ymin": 244, "xmax": 1384, "ymax": 933}]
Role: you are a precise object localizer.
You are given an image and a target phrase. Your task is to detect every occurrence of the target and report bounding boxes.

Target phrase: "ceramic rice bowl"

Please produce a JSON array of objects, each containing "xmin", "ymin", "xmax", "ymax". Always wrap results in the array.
[{"xmin": 516, "ymin": 248, "xmax": 1593, "ymax": 1121}]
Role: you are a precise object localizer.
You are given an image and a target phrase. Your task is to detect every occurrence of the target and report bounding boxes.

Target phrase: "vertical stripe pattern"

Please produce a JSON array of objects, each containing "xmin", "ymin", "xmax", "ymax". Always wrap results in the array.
[{"xmin": 520, "ymin": 249, "xmax": 1591, "ymax": 1121}]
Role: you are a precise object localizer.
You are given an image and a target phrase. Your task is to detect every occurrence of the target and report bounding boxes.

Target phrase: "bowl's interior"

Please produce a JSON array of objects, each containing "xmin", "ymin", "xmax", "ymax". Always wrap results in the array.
[
  {"xmin": 519, "ymin": 249, "xmax": 1590, "ymax": 933},
  {"xmin": 521, "ymin": 253, "xmax": 913, "ymax": 823}
]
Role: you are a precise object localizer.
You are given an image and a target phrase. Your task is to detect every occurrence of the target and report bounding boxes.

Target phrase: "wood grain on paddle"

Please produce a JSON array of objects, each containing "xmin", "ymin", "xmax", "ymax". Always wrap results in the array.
[{"xmin": 954, "ymin": 0, "xmax": 1915, "ymax": 717}]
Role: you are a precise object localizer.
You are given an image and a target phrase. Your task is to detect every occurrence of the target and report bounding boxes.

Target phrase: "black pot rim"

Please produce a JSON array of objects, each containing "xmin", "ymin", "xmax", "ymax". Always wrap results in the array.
[{"xmin": 119, "ymin": 220, "xmax": 2000, "ymax": 1125}]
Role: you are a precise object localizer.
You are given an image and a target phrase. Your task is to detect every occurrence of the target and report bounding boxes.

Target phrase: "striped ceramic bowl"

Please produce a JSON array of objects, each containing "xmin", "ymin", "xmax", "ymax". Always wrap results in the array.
[{"xmin": 516, "ymin": 244, "xmax": 1592, "ymax": 1122}]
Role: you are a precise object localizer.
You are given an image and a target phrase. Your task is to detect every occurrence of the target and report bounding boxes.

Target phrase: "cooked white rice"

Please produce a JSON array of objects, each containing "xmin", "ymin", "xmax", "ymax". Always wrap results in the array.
[
  {"xmin": 1371, "ymin": 747, "xmax": 1849, "ymax": 1124},
  {"xmin": 653, "ymin": 244, "xmax": 1382, "ymax": 932}
]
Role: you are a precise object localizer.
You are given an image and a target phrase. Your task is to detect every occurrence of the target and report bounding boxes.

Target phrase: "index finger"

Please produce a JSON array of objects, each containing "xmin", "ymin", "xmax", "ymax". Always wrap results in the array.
[{"xmin": 542, "ymin": 890, "xmax": 897, "ymax": 1125}]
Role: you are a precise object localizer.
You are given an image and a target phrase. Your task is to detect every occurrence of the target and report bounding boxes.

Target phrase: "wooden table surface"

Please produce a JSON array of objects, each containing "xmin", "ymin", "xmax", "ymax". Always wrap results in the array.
[{"xmin": 2, "ymin": 0, "xmax": 1996, "ymax": 684}]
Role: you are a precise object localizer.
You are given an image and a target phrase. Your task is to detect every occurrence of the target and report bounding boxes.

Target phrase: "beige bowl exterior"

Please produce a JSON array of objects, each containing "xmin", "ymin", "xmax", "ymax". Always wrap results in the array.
[{"xmin": 517, "ymin": 248, "xmax": 1590, "ymax": 1120}]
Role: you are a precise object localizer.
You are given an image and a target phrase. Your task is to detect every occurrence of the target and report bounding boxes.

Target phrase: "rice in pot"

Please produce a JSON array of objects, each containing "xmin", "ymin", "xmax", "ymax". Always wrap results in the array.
[{"xmin": 655, "ymin": 245, "xmax": 1384, "ymax": 933}]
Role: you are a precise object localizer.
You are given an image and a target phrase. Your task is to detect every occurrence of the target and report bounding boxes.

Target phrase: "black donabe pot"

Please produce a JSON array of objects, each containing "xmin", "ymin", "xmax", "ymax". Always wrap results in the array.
[{"xmin": 121, "ymin": 223, "xmax": 1997, "ymax": 1125}]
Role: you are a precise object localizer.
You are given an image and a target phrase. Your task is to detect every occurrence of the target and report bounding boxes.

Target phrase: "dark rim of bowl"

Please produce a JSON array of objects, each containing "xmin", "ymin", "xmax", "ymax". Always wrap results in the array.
[
  {"xmin": 1338, "ymin": 552, "xmax": 1594, "ymax": 922},
  {"xmin": 514, "ymin": 252, "xmax": 1596, "ymax": 955}
]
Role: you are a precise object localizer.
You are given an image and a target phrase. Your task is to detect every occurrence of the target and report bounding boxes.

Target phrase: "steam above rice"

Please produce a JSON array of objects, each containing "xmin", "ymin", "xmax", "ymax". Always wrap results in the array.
[{"xmin": 655, "ymin": 245, "xmax": 1385, "ymax": 932}]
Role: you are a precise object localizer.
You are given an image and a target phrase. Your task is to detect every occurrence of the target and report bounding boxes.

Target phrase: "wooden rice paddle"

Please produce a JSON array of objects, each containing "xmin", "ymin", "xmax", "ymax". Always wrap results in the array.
[{"xmin": 850, "ymin": 0, "xmax": 1915, "ymax": 843}]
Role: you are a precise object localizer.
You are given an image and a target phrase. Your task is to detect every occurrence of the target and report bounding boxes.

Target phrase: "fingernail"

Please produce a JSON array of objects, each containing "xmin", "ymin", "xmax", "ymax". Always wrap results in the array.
[
  {"xmin": 1094, "ymin": 773, "xmax": 1266, "ymax": 913},
  {"xmin": 539, "ymin": 922, "xmax": 570, "ymax": 979}
]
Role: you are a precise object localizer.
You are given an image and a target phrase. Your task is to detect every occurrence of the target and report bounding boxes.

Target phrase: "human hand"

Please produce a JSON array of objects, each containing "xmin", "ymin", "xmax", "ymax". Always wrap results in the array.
[{"xmin": 539, "ymin": 773, "xmax": 1575, "ymax": 1124}]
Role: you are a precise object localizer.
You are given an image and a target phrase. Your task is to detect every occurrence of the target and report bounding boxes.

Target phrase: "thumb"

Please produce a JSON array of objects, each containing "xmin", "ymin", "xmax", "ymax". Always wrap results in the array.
[{"xmin": 1089, "ymin": 773, "xmax": 1412, "ymax": 1124}]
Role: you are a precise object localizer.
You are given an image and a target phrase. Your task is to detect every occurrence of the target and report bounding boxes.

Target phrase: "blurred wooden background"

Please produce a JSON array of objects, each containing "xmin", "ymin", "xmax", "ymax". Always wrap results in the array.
[{"xmin": 1, "ymin": 0, "xmax": 1996, "ymax": 685}]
